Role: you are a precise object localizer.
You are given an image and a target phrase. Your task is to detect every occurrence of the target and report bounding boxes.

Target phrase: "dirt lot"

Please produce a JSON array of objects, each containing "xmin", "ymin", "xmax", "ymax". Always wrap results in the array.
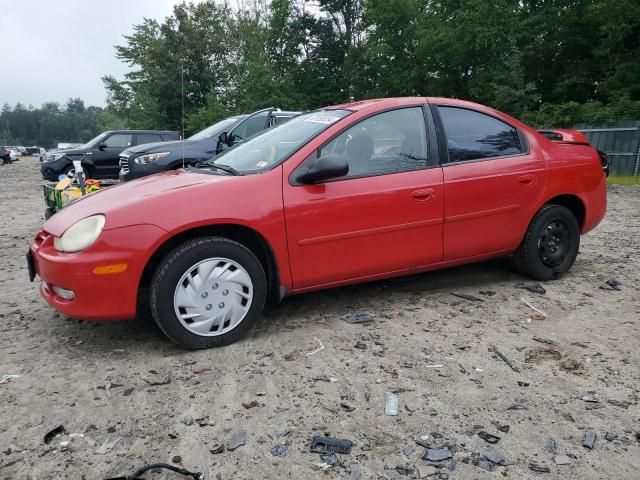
[{"xmin": 1, "ymin": 156, "xmax": 639, "ymax": 480}]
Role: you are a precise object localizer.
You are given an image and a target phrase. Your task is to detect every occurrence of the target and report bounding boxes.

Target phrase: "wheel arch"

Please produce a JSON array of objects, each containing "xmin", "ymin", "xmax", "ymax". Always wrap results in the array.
[
  {"xmin": 543, "ymin": 193, "xmax": 586, "ymax": 229},
  {"xmin": 138, "ymin": 223, "xmax": 282, "ymax": 306}
]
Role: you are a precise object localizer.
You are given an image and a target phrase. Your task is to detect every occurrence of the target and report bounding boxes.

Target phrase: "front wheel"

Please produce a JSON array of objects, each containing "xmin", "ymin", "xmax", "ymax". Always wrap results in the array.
[
  {"xmin": 150, "ymin": 237, "xmax": 267, "ymax": 349},
  {"xmin": 513, "ymin": 205, "xmax": 580, "ymax": 281}
]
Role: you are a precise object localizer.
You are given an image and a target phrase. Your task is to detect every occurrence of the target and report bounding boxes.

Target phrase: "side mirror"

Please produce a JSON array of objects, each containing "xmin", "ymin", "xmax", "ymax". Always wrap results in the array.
[
  {"xmin": 296, "ymin": 154, "xmax": 349, "ymax": 184},
  {"xmin": 218, "ymin": 132, "xmax": 228, "ymax": 145},
  {"xmin": 98, "ymin": 143, "xmax": 107, "ymax": 151}
]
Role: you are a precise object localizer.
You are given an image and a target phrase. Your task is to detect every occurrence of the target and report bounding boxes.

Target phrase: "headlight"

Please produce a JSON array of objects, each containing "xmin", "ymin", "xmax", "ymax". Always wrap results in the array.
[
  {"xmin": 45, "ymin": 153, "xmax": 66, "ymax": 162},
  {"xmin": 53, "ymin": 215, "xmax": 106, "ymax": 253},
  {"xmin": 134, "ymin": 152, "xmax": 170, "ymax": 164}
]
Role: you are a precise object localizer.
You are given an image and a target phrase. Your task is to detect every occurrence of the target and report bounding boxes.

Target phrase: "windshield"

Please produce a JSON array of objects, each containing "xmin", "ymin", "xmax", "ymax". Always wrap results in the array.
[
  {"xmin": 211, "ymin": 110, "xmax": 351, "ymax": 173},
  {"xmin": 82, "ymin": 133, "xmax": 108, "ymax": 149},
  {"xmin": 189, "ymin": 117, "xmax": 242, "ymax": 141}
]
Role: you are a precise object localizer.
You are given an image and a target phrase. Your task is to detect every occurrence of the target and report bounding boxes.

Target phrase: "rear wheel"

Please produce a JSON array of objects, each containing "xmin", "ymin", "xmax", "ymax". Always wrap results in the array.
[
  {"xmin": 150, "ymin": 237, "xmax": 267, "ymax": 349},
  {"xmin": 513, "ymin": 204, "xmax": 580, "ymax": 280}
]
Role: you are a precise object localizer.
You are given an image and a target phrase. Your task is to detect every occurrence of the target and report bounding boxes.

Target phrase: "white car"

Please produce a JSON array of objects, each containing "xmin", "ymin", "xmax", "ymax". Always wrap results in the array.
[{"xmin": 3, "ymin": 147, "xmax": 20, "ymax": 161}]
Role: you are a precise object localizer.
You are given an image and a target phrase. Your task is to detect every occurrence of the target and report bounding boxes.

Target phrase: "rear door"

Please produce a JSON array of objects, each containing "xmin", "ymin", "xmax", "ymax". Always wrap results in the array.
[
  {"xmin": 91, "ymin": 133, "xmax": 133, "ymax": 178},
  {"xmin": 135, "ymin": 133, "xmax": 162, "ymax": 147},
  {"xmin": 434, "ymin": 105, "xmax": 545, "ymax": 260},
  {"xmin": 284, "ymin": 106, "xmax": 444, "ymax": 289}
]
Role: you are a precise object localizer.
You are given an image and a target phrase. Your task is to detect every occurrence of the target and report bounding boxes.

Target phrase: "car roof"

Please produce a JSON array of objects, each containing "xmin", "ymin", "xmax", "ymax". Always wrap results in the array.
[
  {"xmin": 103, "ymin": 130, "xmax": 179, "ymax": 134},
  {"xmin": 327, "ymin": 97, "xmax": 496, "ymax": 112}
]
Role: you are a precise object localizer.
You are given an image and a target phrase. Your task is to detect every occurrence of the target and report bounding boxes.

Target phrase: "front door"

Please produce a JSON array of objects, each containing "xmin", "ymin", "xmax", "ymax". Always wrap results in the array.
[
  {"xmin": 90, "ymin": 133, "xmax": 133, "ymax": 178},
  {"xmin": 284, "ymin": 106, "xmax": 444, "ymax": 290},
  {"xmin": 434, "ymin": 105, "xmax": 546, "ymax": 260}
]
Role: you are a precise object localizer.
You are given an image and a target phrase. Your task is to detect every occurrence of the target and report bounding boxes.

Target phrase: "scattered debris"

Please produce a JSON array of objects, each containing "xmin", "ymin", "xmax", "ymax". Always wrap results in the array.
[
  {"xmin": 345, "ymin": 470, "xmax": 362, "ymax": 480},
  {"xmin": 497, "ymin": 425, "xmax": 510, "ymax": 433},
  {"xmin": 242, "ymin": 400, "xmax": 259, "ymax": 409},
  {"xmin": 490, "ymin": 345, "xmax": 520, "ymax": 372},
  {"xmin": 385, "ymin": 392, "xmax": 399, "ymax": 416},
  {"xmin": 95, "ymin": 436, "xmax": 121, "ymax": 455},
  {"xmin": 276, "ymin": 426, "xmax": 294, "ymax": 437},
  {"xmin": 181, "ymin": 416, "xmax": 194, "ymax": 426},
  {"xmin": 342, "ymin": 313, "xmax": 374, "ymax": 324},
  {"xmin": 284, "ymin": 351, "xmax": 300, "ymax": 361},
  {"xmin": 104, "ymin": 463, "xmax": 204, "ymax": 480},
  {"xmin": 554, "ymin": 454, "xmax": 572, "ymax": 465},
  {"xmin": 395, "ymin": 464, "xmax": 413, "ymax": 476},
  {"xmin": 583, "ymin": 430, "xmax": 596, "ymax": 449},
  {"xmin": 423, "ymin": 447, "xmax": 452, "ymax": 461},
  {"xmin": 209, "ymin": 442, "xmax": 225, "ymax": 454},
  {"xmin": 525, "ymin": 347, "xmax": 562, "ymax": 364},
  {"xmin": 0, "ymin": 374, "xmax": 20, "ymax": 384},
  {"xmin": 143, "ymin": 375, "xmax": 171, "ymax": 386},
  {"xmin": 227, "ymin": 431, "xmax": 247, "ymax": 451},
  {"xmin": 402, "ymin": 446, "xmax": 414, "ymax": 457},
  {"xmin": 306, "ymin": 337, "xmax": 325, "ymax": 356},
  {"xmin": 341, "ymin": 401, "xmax": 356, "ymax": 412},
  {"xmin": 424, "ymin": 364, "xmax": 444, "ymax": 369},
  {"xmin": 532, "ymin": 337, "xmax": 556, "ymax": 345},
  {"xmin": 546, "ymin": 438, "xmax": 557, "ymax": 454},
  {"xmin": 528, "ymin": 462, "xmax": 551, "ymax": 473},
  {"xmin": 506, "ymin": 402, "xmax": 528, "ymax": 411},
  {"xmin": 516, "ymin": 282, "xmax": 546, "ymax": 295},
  {"xmin": 309, "ymin": 436, "xmax": 353, "ymax": 454},
  {"xmin": 271, "ymin": 443, "xmax": 289, "ymax": 457},
  {"xmin": 582, "ymin": 392, "xmax": 599, "ymax": 403},
  {"xmin": 483, "ymin": 450, "xmax": 508, "ymax": 465},
  {"xmin": 354, "ymin": 341, "xmax": 367, "ymax": 350},
  {"xmin": 450, "ymin": 292, "xmax": 484, "ymax": 302},
  {"xmin": 521, "ymin": 297, "xmax": 547, "ymax": 317},
  {"xmin": 172, "ymin": 455, "xmax": 182, "ymax": 464},
  {"xmin": 123, "ymin": 388, "xmax": 134, "ymax": 396},
  {"xmin": 600, "ymin": 278, "xmax": 621, "ymax": 291},
  {"xmin": 479, "ymin": 290, "xmax": 496, "ymax": 296},
  {"xmin": 44, "ymin": 425, "xmax": 66, "ymax": 445},
  {"xmin": 478, "ymin": 431, "xmax": 500, "ymax": 444},
  {"xmin": 530, "ymin": 312, "xmax": 546, "ymax": 321}
]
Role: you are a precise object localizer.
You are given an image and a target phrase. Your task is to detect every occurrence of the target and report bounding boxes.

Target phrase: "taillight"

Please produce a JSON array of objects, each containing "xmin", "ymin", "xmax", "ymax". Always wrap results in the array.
[{"xmin": 597, "ymin": 150, "xmax": 609, "ymax": 177}]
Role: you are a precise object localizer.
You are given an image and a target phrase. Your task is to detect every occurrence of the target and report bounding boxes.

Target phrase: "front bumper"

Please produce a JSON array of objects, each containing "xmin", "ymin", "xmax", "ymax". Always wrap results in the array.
[
  {"xmin": 30, "ymin": 224, "xmax": 166, "ymax": 321},
  {"xmin": 41, "ymin": 158, "xmax": 70, "ymax": 181},
  {"xmin": 119, "ymin": 155, "xmax": 167, "ymax": 182}
]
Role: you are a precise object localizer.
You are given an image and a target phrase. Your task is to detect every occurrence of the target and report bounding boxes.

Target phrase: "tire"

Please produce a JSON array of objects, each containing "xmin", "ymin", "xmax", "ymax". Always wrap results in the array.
[
  {"xmin": 514, "ymin": 204, "xmax": 580, "ymax": 281},
  {"xmin": 150, "ymin": 237, "xmax": 267, "ymax": 349}
]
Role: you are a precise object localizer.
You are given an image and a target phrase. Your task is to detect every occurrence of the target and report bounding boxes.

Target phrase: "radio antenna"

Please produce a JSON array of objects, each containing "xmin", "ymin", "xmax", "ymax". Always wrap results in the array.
[{"xmin": 181, "ymin": 60, "xmax": 185, "ymax": 169}]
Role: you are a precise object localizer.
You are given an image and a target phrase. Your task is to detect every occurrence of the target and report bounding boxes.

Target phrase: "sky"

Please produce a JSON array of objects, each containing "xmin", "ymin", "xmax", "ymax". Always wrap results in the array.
[{"xmin": 0, "ymin": 0, "xmax": 204, "ymax": 108}]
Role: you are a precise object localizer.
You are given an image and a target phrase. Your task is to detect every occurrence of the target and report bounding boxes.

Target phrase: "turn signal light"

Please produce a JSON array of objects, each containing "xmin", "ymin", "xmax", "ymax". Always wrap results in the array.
[{"xmin": 92, "ymin": 264, "xmax": 128, "ymax": 275}]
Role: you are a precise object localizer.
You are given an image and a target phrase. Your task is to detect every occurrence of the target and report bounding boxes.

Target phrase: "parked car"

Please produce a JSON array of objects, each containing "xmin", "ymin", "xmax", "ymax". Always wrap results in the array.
[
  {"xmin": 1, "ymin": 147, "xmax": 13, "ymax": 164},
  {"xmin": 40, "ymin": 130, "xmax": 180, "ymax": 181},
  {"xmin": 3, "ymin": 147, "xmax": 20, "ymax": 163},
  {"xmin": 29, "ymin": 97, "xmax": 607, "ymax": 349},
  {"xmin": 118, "ymin": 108, "xmax": 299, "ymax": 181}
]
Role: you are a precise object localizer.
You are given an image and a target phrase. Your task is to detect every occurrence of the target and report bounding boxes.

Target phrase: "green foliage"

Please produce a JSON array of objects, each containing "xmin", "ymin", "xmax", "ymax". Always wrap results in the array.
[
  {"xmin": 0, "ymin": 101, "xmax": 124, "ymax": 148},
  {"xmin": 7, "ymin": 0, "xmax": 640, "ymax": 146}
]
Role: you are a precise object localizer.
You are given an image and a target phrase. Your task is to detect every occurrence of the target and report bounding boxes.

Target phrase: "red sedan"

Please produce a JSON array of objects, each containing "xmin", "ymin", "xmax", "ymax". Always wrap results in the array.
[{"xmin": 29, "ymin": 98, "xmax": 607, "ymax": 349}]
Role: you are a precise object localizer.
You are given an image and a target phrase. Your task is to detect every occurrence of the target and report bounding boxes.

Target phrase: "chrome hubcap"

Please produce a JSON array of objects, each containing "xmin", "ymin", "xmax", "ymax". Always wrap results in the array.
[{"xmin": 173, "ymin": 257, "xmax": 253, "ymax": 337}]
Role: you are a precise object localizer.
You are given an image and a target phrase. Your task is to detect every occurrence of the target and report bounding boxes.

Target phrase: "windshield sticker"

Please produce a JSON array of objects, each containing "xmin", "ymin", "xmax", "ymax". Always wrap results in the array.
[
  {"xmin": 256, "ymin": 161, "xmax": 269, "ymax": 168},
  {"xmin": 304, "ymin": 113, "xmax": 342, "ymax": 125}
]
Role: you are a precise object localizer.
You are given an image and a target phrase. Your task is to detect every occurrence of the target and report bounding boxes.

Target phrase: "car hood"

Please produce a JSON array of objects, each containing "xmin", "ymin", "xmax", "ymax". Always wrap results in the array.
[
  {"xmin": 122, "ymin": 140, "xmax": 196, "ymax": 155},
  {"xmin": 42, "ymin": 169, "xmax": 238, "ymax": 236}
]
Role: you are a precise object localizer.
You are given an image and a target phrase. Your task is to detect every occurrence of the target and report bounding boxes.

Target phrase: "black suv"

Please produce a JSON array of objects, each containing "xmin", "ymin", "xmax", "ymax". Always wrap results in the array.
[
  {"xmin": 40, "ymin": 130, "xmax": 179, "ymax": 181},
  {"xmin": 119, "ymin": 108, "xmax": 299, "ymax": 182}
]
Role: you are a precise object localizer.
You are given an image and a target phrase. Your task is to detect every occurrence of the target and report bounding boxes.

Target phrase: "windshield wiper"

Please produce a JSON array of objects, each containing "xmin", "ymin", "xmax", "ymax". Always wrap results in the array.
[
  {"xmin": 210, "ymin": 163, "xmax": 243, "ymax": 176},
  {"xmin": 192, "ymin": 159, "xmax": 243, "ymax": 176}
]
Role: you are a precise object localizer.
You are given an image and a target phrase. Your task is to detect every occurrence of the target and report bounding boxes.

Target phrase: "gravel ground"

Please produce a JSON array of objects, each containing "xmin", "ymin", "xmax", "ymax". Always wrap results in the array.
[{"xmin": 1, "ymin": 157, "xmax": 639, "ymax": 480}]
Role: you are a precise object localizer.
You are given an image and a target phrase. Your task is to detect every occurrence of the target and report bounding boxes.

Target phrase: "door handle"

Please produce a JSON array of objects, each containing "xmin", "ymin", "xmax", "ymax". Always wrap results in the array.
[
  {"xmin": 518, "ymin": 174, "xmax": 535, "ymax": 185},
  {"xmin": 411, "ymin": 188, "xmax": 436, "ymax": 202}
]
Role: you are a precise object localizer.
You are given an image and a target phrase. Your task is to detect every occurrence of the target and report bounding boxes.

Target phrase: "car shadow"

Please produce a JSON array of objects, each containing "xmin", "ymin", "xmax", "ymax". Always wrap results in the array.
[
  {"xmin": 254, "ymin": 257, "xmax": 524, "ymax": 336},
  {"xmin": 58, "ymin": 257, "xmax": 525, "ymax": 352}
]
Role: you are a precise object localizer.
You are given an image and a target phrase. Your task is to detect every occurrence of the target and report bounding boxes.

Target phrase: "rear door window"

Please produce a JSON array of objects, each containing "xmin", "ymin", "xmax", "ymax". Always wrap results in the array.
[
  {"xmin": 438, "ymin": 107, "xmax": 523, "ymax": 162},
  {"xmin": 136, "ymin": 133, "xmax": 161, "ymax": 145}
]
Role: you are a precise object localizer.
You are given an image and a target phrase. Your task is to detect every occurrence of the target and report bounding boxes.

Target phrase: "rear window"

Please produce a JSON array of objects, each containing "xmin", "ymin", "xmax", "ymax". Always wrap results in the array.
[{"xmin": 438, "ymin": 107, "xmax": 523, "ymax": 162}]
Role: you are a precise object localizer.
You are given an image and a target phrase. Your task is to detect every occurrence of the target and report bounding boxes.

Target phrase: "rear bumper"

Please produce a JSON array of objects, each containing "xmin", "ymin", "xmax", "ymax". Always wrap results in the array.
[
  {"xmin": 581, "ymin": 175, "xmax": 607, "ymax": 234},
  {"xmin": 30, "ymin": 224, "xmax": 166, "ymax": 321}
]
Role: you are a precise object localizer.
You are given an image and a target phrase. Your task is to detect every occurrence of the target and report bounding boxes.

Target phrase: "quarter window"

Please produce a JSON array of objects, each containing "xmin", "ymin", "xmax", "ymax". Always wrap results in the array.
[
  {"xmin": 319, "ymin": 107, "xmax": 429, "ymax": 178},
  {"xmin": 438, "ymin": 107, "xmax": 523, "ymax": 162}
]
